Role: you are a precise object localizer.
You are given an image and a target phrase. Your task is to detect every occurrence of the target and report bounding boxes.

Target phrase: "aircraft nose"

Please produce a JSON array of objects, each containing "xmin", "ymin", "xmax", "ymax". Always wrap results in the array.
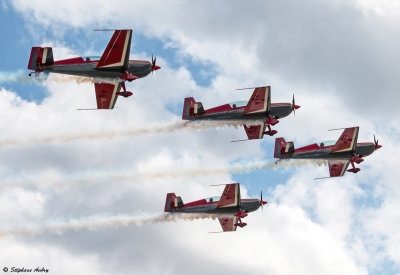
[
  {"xmin": 261, "ymin": 200, "xmax": 268, "ymax": 205},
  {"xmin": 375, "ymin": 144, "xmax": 382, "ymax": 150},
  {"xmin": 293, "ymin": 105, "xmax": 301, "ymax": 110},
  {"xmin": 152, "ymin": 65, "xmax": 161, "ymax": 71}
]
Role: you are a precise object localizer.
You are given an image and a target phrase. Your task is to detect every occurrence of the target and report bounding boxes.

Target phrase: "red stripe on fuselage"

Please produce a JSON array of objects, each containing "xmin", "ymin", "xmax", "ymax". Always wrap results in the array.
[
  {"xmin": 204, "ymin": 104, "xmax": 236, "ymax": 114},
  {"xmin": 294, "ymin": 142, "xmax": 372, "ymax": 153},
  {"xmin": 199, "ymin": 102, "xmax": 292, "ymax": 115},
  {"xmin": 54, "ymin": 58, "xmax": 149, "ymax": 66},
  {"xmin": 183, "ymin": 198, "xmax": 259, "ymax": 207},
  {"xmin": 183, "ymin": 199, "xmax": 215, "ymax": 207}
]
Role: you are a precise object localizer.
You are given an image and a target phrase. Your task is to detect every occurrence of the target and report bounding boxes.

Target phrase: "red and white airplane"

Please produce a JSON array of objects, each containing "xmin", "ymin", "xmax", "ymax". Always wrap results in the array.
[
  {"xmin": 164, "ymin": 183, "xmax": 267, "ymax": 232},
  {"xmin": 274, "ymin": 126, "xmax": 382, "ymax": 178},
  {"xmin": 27, "ymin": 29, "xmax": 160, "ymax": 109},
  {"xmin": 182, "ymin": 86, "xmax": 300, "ymax": 140}
]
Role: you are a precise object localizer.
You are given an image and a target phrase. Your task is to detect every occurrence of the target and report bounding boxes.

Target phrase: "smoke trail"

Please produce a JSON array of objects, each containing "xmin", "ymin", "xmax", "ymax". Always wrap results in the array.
[
  {"xmin": 0, "ymin": 213, "xmax": 226, "ymax": 237},
  {"xmin": 1, "ymin": 159, "xmax": 326, "ymax": 190},
  {"xmin": 0, "ymin": 120, "xmax": 265, "ymax": 148},
  {"xmin": 0, "ymin": 70, "xmax": 122, "ymax": 85}
]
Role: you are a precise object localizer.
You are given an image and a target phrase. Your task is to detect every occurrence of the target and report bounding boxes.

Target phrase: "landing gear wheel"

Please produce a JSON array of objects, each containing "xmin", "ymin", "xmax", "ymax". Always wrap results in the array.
[{"xmin": 266, "ymin": 130, "xmax": 278, "ymax": 136}]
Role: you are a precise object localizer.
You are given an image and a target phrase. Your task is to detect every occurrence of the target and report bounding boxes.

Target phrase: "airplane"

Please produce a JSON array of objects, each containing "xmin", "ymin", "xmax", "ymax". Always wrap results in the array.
[
  {"xmin": 182, "ymin": 86, "xmax": 300, "ymax": 141},
  {"xmin": 164, "ymin": 183, "xmax": 267, "ymax": 232},
  {"xmin": 274, "ymin": 126, "xmax": 382, "ymax": 178},
  {"xmin": 27, "ymin": 29, "xmax": 161, "ymax": 109}
]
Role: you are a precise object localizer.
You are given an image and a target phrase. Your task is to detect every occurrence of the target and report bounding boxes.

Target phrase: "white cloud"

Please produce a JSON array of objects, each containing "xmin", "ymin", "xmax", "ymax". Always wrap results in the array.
[
  {"xmin": 0, "ymin": 238, "xmax": 108, "ymax": 275},
  {"xmin": 1, "ymin": 0, "xmax": 400, "ymax": 274}
]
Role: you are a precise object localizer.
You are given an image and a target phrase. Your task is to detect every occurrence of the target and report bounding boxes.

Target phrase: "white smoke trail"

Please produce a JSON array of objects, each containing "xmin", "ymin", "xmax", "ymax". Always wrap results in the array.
[
  {"xmin": 0, "ymin": 213, "xmax": 226, "ymax": 237},
  {"xmin": 0, "ymin": 120, "xmax": 265, "ymax": 148},
  {"xmin": 1, "ymin": 159, "xmax": 326, "ymax": 190},
  {"xmin": 0, "ymin": 70, "xmax": 123, "ymax": 85},
  {"xmin": 0, "ymin": 70, "xmax": 92, "ymax": 84}
]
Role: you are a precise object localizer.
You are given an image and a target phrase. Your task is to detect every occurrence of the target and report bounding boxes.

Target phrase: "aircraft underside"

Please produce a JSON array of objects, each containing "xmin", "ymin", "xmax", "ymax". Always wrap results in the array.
[
  {"xmin": 173, "ymin": 200, "xmax": 260, "ymax": 214},
  {"xmin": 42, "ymin": 62, "xmax": 152, "ymax": 80}
]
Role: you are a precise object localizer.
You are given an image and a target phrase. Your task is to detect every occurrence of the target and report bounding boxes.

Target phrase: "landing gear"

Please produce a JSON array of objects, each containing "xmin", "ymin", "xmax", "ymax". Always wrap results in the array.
[
  {"xmin": 263, "ymin": 116, "xmax": 279, "ymax": 136},
  {"xmin": 234, "ymin": 219, "xmax": 248, "ymax": 228},
  {"xmin": 116, "ymin": 82, "xmax": 133, "ymax": 98},
  {"xmin": 234, "ymin": 210, "xmax": 248, "ymax": 228},
  {"xmin": 347, "ymin": 155, "xmax": 363, "ymax": 173}
]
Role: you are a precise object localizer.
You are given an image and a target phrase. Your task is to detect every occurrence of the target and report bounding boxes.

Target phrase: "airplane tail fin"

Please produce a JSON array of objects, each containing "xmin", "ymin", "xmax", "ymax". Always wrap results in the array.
[
  {"xmin": 274, "ymin": 137, "xmax": 295, "ymax": 158},
  {"xmin": 182, "ymin": 97, "xmax": 204, "ymax": 120},
  {"xmin": 164, "ymin": 193, "xmax": 184, "ymax": 212},
  {"xmin": 28, "ymin": 47, "xmax": 54, "ymax": 70}
]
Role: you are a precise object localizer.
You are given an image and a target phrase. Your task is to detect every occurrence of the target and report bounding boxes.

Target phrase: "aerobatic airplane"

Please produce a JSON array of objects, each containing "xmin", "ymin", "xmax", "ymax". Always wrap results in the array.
[
  {"xmin": 182, "ymin": 86, "xmax": 300, "ymax": 140},
  {"xmin": 164, "ymin": 183, "xmax": 267, "ymax": 232},
  {"xmin": 27, "ymin": 29, "xmax": 161, "ymax": 109},
  {"xmin": 274, "ymin": 126, "xmax": 382, "ymax": 178}
]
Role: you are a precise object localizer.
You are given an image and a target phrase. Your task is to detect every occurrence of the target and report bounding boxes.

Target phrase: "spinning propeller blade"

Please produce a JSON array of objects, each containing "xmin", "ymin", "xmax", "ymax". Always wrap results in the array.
[
  {"xmin": 292, "ymin": 94, "xmax": 300, "ymax": 115},
  {"xmin": 260, "ymin": 190, "xmax": 267, "ymax": 211},
  {"xmin": 373, "ymin": 134, "xmax": 382, "ymax": 150}
]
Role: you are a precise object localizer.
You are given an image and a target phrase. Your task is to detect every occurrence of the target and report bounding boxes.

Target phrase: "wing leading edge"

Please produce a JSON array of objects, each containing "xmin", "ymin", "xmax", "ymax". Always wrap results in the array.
[
  {"xmin": 243, "ymin": 124, "xmax": 266, "ymax": 140},
  {"xmin": 243, "ymin": 86, "xmax": 271, "ymax": 115},
  {"xmin": 218, "ymin": 217, "xmax": 238, "ymax": 232},
  {"xmin": 94, "ymin": 82, "xmax": 121, "ymax": 109},
  {"xmin": 330, "ymin": 127, "xmax": 359, "ymax": 153},
  {"xmin": 216, "ymin": 183, "xmax": 241, "ymax": 209},
  {"xmin": 328, "ymin": 160, "xmax": 350, "ymax": 177},
  {"xmin": 96, "ymin": 29, "xmax": 132, "ymax": 70}
]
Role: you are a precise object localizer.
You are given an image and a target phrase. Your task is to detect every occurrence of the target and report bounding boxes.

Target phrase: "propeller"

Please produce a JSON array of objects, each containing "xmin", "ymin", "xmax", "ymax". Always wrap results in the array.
[
  {"xmin": 151, "ymin": 54, "xmax": 161, "ymax": 71},
  {"xmin": 260, "ymin": 190, "xmax": 267, "ymax": 211},
  {"xmin": 292, "ymin": 94, "xmax": 301, "ymax": 115},
  {"xmin": 374, "ymin": 134, "xmax": 382, "ymax": 150},
  {"xmin": 151, "ymin": 54, "xmax": 161, "ymax": 80}
]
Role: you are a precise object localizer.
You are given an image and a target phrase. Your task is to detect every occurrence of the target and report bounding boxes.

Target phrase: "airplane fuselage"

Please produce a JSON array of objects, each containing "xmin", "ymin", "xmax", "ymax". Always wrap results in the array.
[
  {"xmin": 171, "ymin": 199, "xmax": 262, "ymax": 215},
  {"xmin": 188, "ymin": 103, "xmax": 293, "ymax": 122},
  {"xmin": 283, "ymin": 142, "xmax": 376, "ymax": 160},
  {"xmin": 39, "ymin": 58, "xmax": 153, "ymax": 80}
]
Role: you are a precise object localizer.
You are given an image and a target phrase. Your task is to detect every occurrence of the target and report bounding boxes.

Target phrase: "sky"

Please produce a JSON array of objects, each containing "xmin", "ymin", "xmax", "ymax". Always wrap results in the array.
[{"xmin": 0, "ymin": 0, "xmax": 399, "ymax": 274}]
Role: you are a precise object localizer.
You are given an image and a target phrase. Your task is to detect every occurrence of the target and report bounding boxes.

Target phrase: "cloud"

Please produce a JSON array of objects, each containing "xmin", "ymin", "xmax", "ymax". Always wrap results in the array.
[{"xmin": 2, "ymin": 0, "xmax": 400, "ymax": 274}]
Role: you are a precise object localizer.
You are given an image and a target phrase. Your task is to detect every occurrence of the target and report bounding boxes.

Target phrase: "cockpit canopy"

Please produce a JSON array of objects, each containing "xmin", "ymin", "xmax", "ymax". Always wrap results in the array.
[
  {"xmin": 205, "ymin": 196, "xmax": 221, "ymax": 203},
  {"xmin": 229, "ymin": 101, "xmax": 247, "ymax": 108},
  {"xmin": 82, "ymin": 56, "xmax": 101, "ymax": 62},
  {"xmin": 318, "ymin": 140, "xmax": 336, "ymax": 147}
]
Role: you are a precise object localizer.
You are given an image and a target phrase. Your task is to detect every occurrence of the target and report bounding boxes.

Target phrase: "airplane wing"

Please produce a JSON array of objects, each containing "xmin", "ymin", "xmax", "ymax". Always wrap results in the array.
[
  {"xmin": 243, "ymin": 86, "xmax": 271, "ymax": 115},
  {"xmin": 243, "ymin": 124, "xmax": 266, "ymax": 140},
  {"xmin": 216, "ymin": 183, "xmax": 241, "ymax": 208},
  {"xmin": 328, "ymin": 160, "xmax": 350, "ymax": 177},
  {"xmin": 94, "ymin": 82, "xmax": 121, "ymax": 109},
  {"xmin": 218, "ymin": 217, "xmax": 238, "ymax": 232},
  {"xmin": 96, "ymin": 29, "xmax": 132, "ymax": 69},
  {"xmin": 330, "ymin": 127, "xmax": 359, "ymax": 153}
]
